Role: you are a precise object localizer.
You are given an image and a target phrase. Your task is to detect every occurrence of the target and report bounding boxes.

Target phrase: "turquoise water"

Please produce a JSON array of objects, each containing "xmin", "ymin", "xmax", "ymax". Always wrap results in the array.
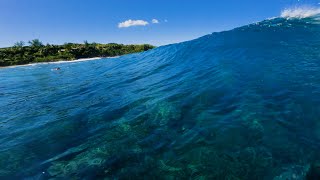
[{"xmin": 1, "ymin": 15, "xmax": 320, "ymax": 179}]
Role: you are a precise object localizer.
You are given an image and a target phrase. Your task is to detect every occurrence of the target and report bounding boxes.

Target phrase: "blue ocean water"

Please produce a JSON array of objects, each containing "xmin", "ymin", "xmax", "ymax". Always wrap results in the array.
[{"xmin": 1, "ymin": 12, "xmax": 320, "ymax": 179}]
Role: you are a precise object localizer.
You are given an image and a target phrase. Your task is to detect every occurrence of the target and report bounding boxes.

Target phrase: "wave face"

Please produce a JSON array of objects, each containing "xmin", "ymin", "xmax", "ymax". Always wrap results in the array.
[{"xmin": 1, "ymin": 13, "xmax": 320, "ymax": 179}]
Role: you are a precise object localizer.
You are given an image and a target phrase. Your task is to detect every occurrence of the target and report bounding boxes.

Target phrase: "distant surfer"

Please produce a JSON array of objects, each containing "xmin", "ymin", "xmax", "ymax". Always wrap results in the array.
[{"xmin": 53, "ymin": 67, "xmax": 61, "ymax": 71}]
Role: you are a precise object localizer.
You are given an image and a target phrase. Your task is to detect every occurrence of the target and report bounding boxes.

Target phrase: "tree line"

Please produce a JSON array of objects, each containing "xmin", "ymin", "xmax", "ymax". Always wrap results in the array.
[{"xmin": 0, "ymin": 39, "xmax": 155, "ymax": 66}]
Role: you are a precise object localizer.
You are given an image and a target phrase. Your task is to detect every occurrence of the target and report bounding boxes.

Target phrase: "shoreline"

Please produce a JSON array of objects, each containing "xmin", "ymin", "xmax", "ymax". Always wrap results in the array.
[
  {"xmin": 0, "ymin": 43, "xmax": 154, "ymax": 68},
  {"xmin": 0, "ymin": 56, "xmax": 120, "ymax": 69}
]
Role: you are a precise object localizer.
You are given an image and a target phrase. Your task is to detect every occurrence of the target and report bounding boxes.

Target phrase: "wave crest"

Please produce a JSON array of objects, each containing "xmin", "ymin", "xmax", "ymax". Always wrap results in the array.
[{"xmin": 281, "ymin": 7, "xmax": 320, "ymax": 19}]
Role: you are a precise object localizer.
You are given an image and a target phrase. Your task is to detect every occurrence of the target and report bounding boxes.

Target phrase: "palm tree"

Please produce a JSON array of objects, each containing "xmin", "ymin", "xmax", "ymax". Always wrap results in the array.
[
  {"xmin": 13, "ymin": 41, "xmax": 25, "ymax": 48},
  {"xmin": 84, "ymin": 40, "xmax": 90, "ymax": 48},
  {"xmin": 28, "ymin": 39, "xmax": 44, "ymax": 47}
]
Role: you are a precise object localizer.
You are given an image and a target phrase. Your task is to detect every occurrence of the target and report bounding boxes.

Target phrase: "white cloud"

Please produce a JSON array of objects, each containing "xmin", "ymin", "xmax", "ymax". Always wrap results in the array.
[
  {"xmin": 152, "ymin": 19, "xmax": 159, "ymax": 24},
  {"xmin": 118, "ymin": 19, "xmax": 149, "ymax": 28}
]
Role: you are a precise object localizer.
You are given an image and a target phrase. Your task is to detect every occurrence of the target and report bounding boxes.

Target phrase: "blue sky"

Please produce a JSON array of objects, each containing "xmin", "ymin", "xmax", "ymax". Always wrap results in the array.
[{"xmin": 0, "ymin": 0, "xmax": 319, "ymax": 47}]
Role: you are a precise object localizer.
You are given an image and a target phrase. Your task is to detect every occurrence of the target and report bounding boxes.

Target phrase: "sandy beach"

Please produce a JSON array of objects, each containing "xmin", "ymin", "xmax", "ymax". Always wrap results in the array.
[{"xmin": 1, "ymin": 56, "xmax": 120, "ymax": 69}]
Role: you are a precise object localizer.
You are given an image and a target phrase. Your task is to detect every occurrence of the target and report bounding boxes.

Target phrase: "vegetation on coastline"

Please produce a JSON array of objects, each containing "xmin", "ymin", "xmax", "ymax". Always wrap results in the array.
[{"xmin": 0, "ymin": 39, "xmax": 155, "ymax": 66}]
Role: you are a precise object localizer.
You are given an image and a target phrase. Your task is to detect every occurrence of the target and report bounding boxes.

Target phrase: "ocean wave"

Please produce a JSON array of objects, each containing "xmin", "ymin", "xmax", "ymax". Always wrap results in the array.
[{"xmin": 1, "ymin": 8, "xmax": 320, "ymax": 179}]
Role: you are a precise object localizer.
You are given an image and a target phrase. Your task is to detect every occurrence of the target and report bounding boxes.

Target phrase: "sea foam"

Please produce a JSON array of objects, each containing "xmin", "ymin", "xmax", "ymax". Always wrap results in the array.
[{"xmin": 281, "ymin": 7, "xmax": 320, "ymax": 19}]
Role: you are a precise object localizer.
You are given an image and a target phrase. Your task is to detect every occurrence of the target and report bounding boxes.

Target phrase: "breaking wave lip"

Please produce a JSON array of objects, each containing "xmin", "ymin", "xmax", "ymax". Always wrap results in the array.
[{"xmin": 281, "ymin": 7, "xmax": 320, "ymax": 19}]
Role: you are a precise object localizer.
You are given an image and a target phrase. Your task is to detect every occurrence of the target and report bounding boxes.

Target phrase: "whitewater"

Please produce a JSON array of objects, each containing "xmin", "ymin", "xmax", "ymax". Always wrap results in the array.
[{"xmin": 0, "ymin": 8, "xmax": 320, "ymax": 179}]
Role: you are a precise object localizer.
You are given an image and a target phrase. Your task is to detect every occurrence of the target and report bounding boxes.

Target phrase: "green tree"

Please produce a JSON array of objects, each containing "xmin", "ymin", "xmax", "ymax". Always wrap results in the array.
[
  {"xmin": 84, "ymin": 40, "xmax": 89, "ymax": 47},
  {"xmin": 28, "ymin": 39, "xmax": 44, "ymax": 47},
  {"xmin": 13, "ymin": 41, "xmax": 25, "ymax": 48}
]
